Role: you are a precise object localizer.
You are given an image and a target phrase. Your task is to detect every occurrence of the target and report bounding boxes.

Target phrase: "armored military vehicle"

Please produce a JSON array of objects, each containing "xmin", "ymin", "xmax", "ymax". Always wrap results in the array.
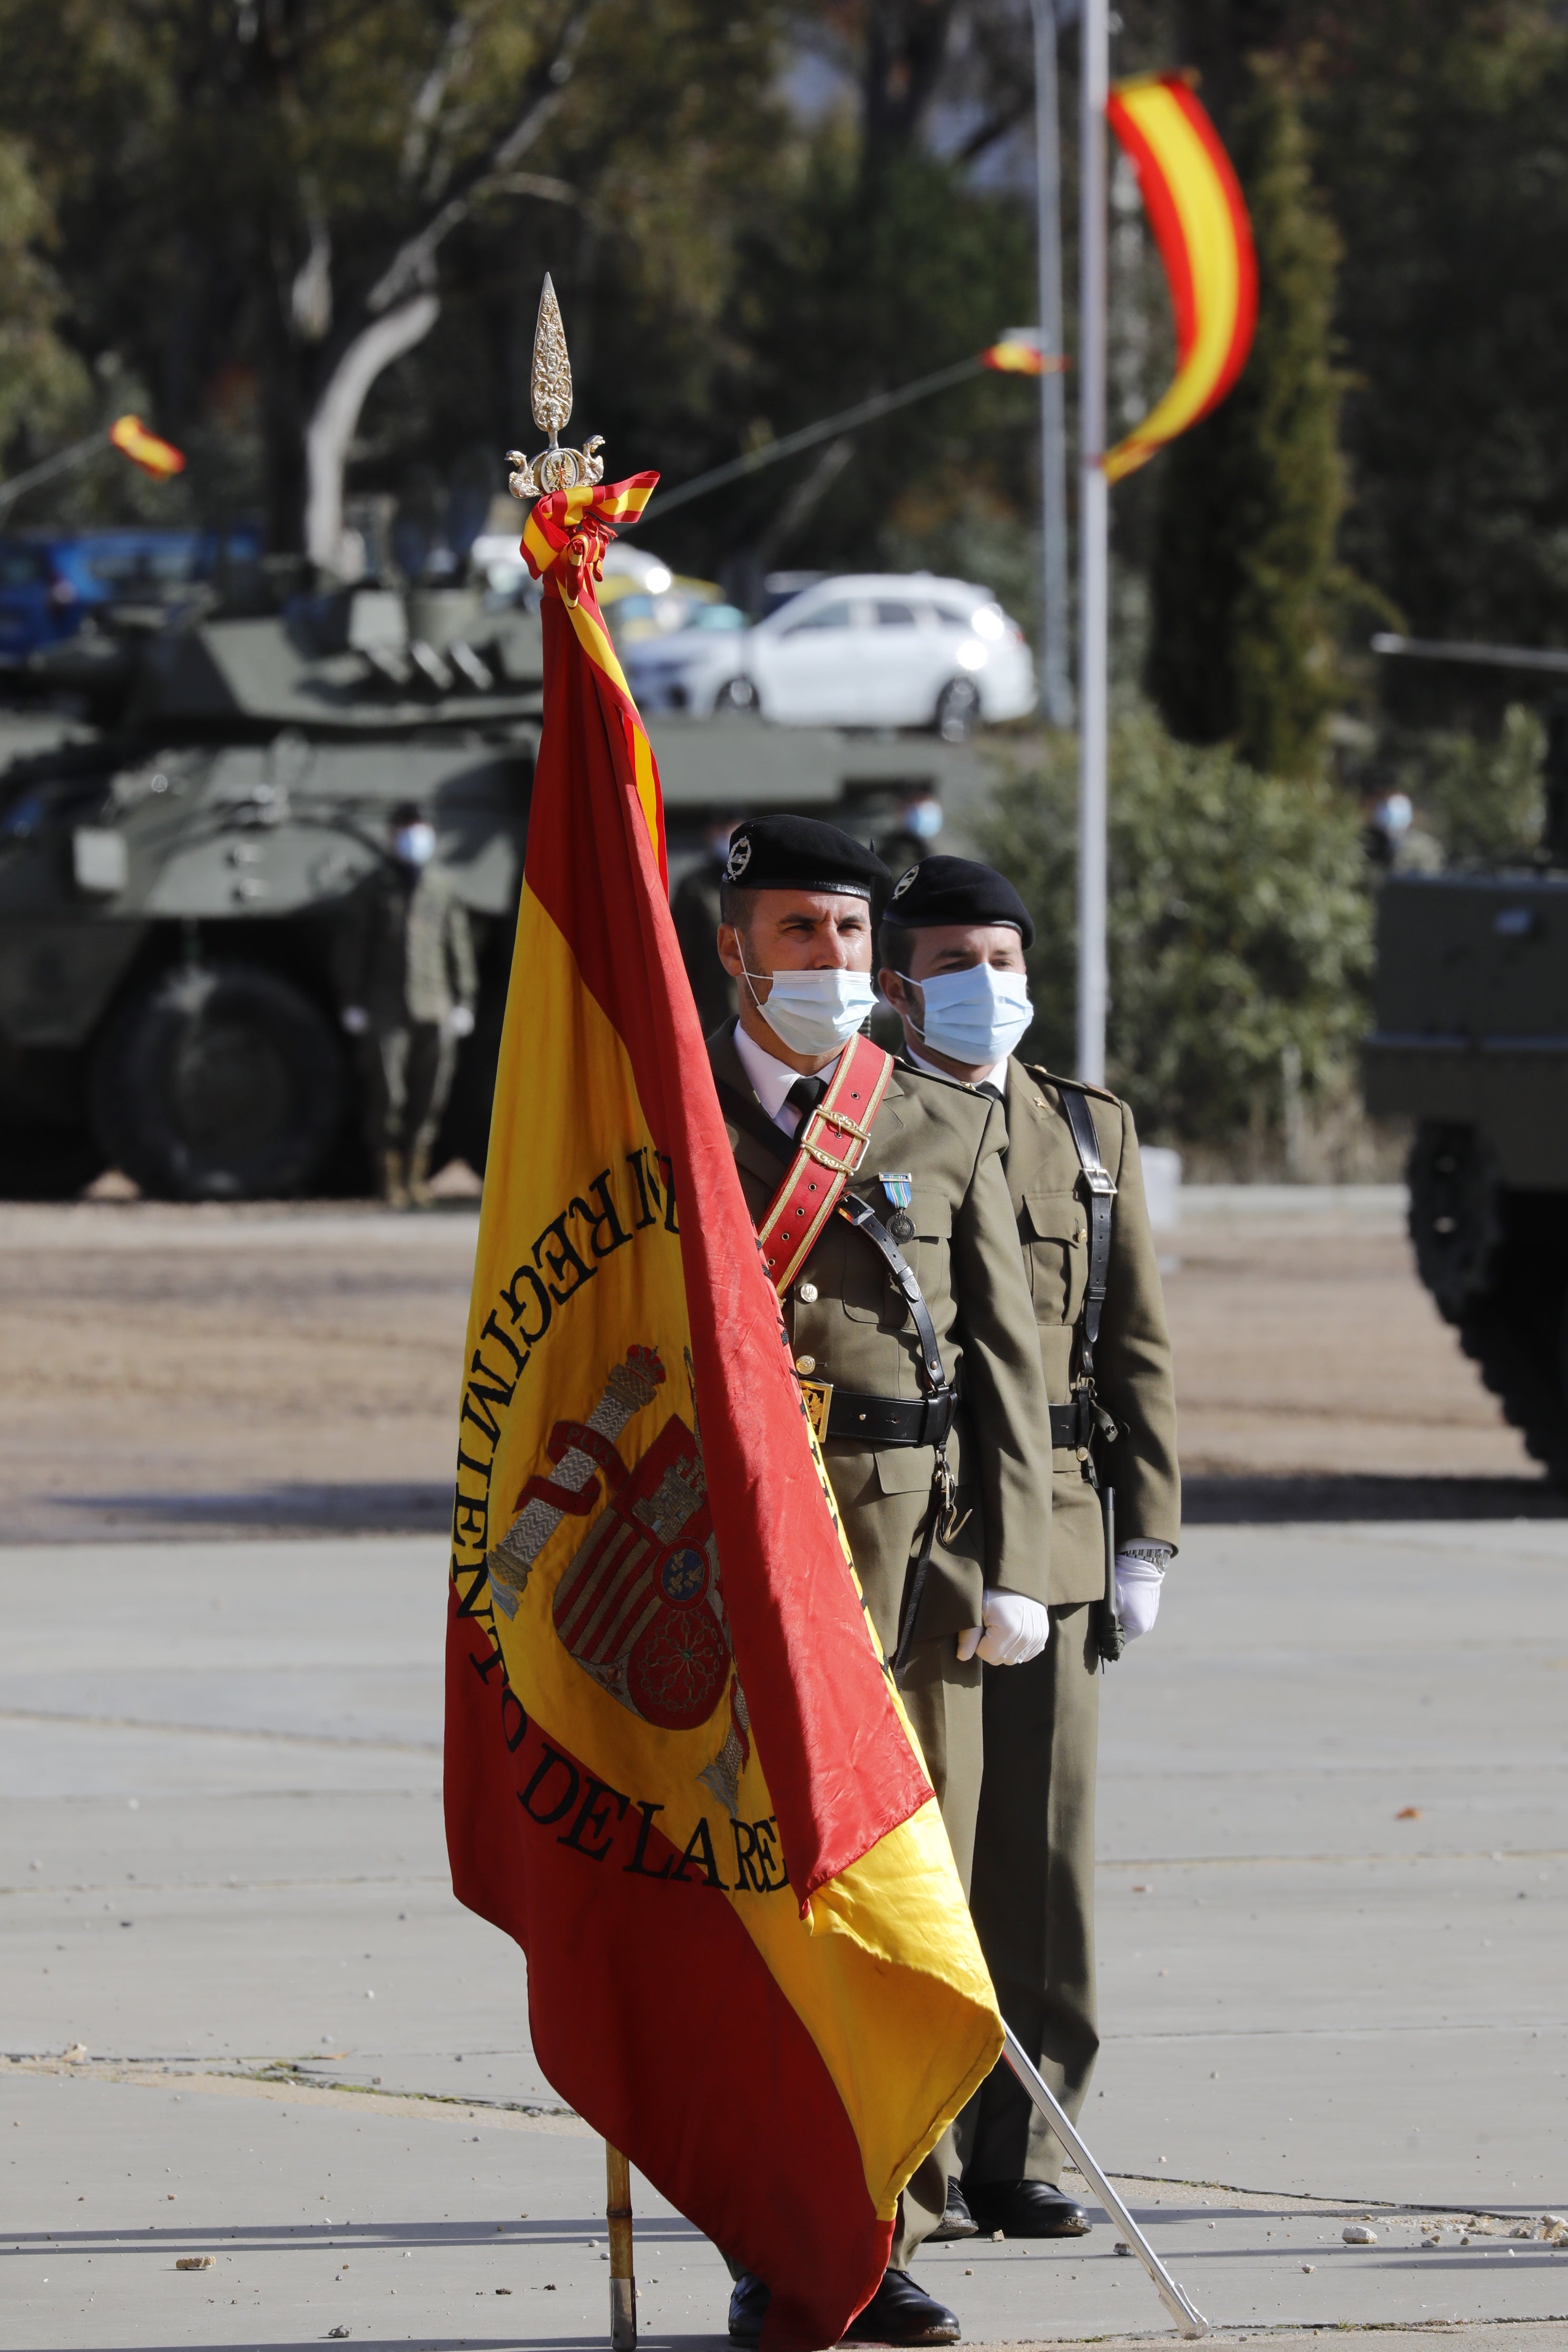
[
  {"xmin": 0, "ymin": 584, "xmax": 978, "ymax": 1201},
  {"xmin": 1364, "ymin": 646, "xmax": 1568, "ymax": 1480}
]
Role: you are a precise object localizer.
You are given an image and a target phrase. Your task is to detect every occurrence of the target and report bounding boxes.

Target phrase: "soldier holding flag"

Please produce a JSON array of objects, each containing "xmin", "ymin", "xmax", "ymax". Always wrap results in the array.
[
  {"xmin": 710, "ymin": 815, "xmax": 1057, "ymax": 2344},
  {"xmin": 447, "ymin": 279, "xmax": 1010, "ymax": 2352}
]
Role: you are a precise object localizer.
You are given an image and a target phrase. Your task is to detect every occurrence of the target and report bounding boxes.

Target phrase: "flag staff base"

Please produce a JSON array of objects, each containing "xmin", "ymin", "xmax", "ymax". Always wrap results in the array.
[
  {"xmin": 1001, "ymin": 2024, "xmax": 1209, "ymax": 2337},
  {"xmin": 606, "ymin": 2141, "xmax": 636, "ymax": 2349}
]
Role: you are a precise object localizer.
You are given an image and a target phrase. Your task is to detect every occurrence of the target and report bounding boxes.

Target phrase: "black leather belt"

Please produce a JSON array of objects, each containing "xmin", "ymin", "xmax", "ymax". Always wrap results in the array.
[
  {"xmin": 1050, "ymin": 1397, "xmax": 1095, "ymax": 1451},
  {"xmin": 826, "ymin": 1388, "xmax": 958, "ymax": 1447}
]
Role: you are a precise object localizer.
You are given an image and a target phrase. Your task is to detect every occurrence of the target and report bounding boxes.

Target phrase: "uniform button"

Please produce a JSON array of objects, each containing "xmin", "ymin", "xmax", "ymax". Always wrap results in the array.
[
  {"xmin": 796, "ymin": 1355, "xmax": 817, "ymax": 1376},
  {"xmin": 797, "ymin": 1281, "xmax": 818, "ymax": 1303}
]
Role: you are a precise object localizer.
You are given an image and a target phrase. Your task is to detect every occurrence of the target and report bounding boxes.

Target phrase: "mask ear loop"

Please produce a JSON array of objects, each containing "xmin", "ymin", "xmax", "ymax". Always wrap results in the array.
[
  {"xmin": 736, "ymin": 958, "xmax": 771, "ymax": 1020},
  {"xmin": 890, "ymin": 967, "xmax": 927, "ymax": 1044}
]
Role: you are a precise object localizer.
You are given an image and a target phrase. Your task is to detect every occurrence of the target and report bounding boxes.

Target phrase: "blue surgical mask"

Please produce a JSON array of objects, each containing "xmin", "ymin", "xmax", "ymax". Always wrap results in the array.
[
  {"xmin": 904, "ymin": 799, "xmax": 943, "ymax": 842},
  {"xmin": 393, "ymin": 822, "xmax": 436, "ymax": 867},
  {"xmin": 744, "ymin": 964, "xmax": 877, "ymax": 1058},
  {"xmin": 914, "ymin": 960, "xmax": 1032, "ymax": 1065}
]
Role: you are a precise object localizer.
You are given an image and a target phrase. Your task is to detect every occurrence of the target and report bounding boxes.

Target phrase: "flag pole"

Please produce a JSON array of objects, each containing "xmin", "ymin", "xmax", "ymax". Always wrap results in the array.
[
  {"xmin": 606, "ymin": 2141, "xmax": 636, "ymax": 2349},
  {"xmin": 1031, "ymin": 0, "xmax": 1073, "ymax": 729},
  {"xmin": 1001, "ymin": 2025, "xmax": 1209, "ymax": 2335},
  {"xmin": 1076, "ymin": 0, "xmax": 1110, "ymax": 1087}
]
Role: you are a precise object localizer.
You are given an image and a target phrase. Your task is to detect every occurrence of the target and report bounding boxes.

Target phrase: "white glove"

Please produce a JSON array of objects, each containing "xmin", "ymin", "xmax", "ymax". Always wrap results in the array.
[
  {"xmin": 956, "ymin": 1587, "xmax": 1051, "ymax": 1667},
  {"xmin": 448, "ymin": 1004, "xmax": 476, "ymax": 1039},
  {"xmin": 1114, "ymin": 1548, "xmax": 1169, "ymax": 1640},
  {"xmin": 340, "ymin": 1005, "xmax": 369, "ymax": 1036}
]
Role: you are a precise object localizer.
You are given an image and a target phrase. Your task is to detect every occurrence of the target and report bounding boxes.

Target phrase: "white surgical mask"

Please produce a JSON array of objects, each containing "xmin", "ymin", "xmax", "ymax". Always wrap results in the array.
[
  {"xmin": 393, "ymin": 822, "xmax": 436, "ymax": 867},
  {"xmin": 914, "ymin": 960, "xmax": 1032, "ymax": 1065},
  {"xmin": 744, "ymin": 964, "xmax": 877, "ymax": 1059}
]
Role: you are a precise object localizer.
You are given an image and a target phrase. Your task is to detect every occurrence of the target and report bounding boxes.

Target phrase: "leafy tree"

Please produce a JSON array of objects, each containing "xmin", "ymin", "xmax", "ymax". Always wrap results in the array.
[
  {"xmin": 1144, "ymin": 61, "xmax": 1345, "ymax": 777},
  {"xmin": 0, "ymin": 136, "xmax": 89, "ymax": 466},
  {"xmin": 975, "ymin": 706, "xmax": 1373, "ymax": 1145},
  {"xmin": 719, "ymin": 135, "xmax": 1036, "ymax": 585},
  {"xmin": 0, "ymin": 0, "xmax": 789, "ymax": 562},
  {"xmin": 1299, "ymin": 3, "xmax": 1568, "ymax": 658}
]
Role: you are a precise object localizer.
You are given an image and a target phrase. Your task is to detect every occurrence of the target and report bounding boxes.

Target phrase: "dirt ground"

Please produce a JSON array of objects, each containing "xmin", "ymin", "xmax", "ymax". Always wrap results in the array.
[{"xmin": 0, "ymin": 1182, "xmax": 1552, "ymax": 1543}]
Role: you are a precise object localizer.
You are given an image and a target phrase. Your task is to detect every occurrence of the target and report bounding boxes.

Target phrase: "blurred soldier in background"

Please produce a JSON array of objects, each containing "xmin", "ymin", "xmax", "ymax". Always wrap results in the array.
[
  {"xmin": 875, "ymin": 787, "xmax": 945, "ymax": 875},
  {"xmin": 672, "ymin": 814, "xmax": 744, "ymax": 1033},
  {"xmin": 878, "ymin": 855, "xmax": 1180, "ymax": 2244},
  {"xmin": 337, "ymin": 801, "xmax": 476, "ymax": 1207}
]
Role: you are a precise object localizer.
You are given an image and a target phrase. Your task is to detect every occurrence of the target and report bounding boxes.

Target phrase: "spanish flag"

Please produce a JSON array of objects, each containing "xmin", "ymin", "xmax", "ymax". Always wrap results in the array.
[
  {"xmin": 982, "ymin": 336, "xmax": 1046, "ymax": 376},
  {"xmin": 107, "ymin": 413, "xmax": 186, "ymax": 479},
  {"xmin": 1104, "ymin": 73, "xmax": 1257, "ymax": 482},
  {"xmin": 445, "ymin": 473, "xmax": 1001, "ymax": 2350}
]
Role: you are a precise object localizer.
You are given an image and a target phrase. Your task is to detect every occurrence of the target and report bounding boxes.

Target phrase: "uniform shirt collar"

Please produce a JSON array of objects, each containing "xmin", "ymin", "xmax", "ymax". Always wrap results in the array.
[
  {"xmin": 906, "ymin": 1042, "xmax": 1010, "ymax": 1097},
  {"xmin": 731, "ymin": 1021, "xmax": 845, "ymax": 1132}
]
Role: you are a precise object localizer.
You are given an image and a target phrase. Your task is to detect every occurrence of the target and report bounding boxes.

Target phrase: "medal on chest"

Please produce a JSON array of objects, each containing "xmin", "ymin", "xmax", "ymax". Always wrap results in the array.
[{"xmin": 879, "ymin": 1172, "xmax": 916, "ymax": 1242}]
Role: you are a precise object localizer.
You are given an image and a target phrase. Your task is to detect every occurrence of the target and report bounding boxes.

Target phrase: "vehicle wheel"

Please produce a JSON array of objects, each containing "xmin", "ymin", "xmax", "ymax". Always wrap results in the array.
[
  {"xmin": 934, "ymin": 677, "xmax": 982, "ymax": 742},
  {"xmin": 713, "ymin": 677, "xmax": 759, "ymax": 716},
  {"xmin": 1452, "ymin": 1187, "xmax": 1568, "ymax": 1487},
  {"xmin": 90, "ymin": 961, "xmax": 346, "ymax": 1200},
  {"xmin": 1406, "ymin": 1122, "xmax": 1504, "ymax": 1324}
]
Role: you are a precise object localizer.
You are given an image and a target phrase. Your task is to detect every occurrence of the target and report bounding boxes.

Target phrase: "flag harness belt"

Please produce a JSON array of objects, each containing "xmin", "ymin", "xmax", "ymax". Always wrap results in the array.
[
  {"xmin": 715, "ymin": 1035, "xmax": 959, "ymax": 1680},
  {"xmin": 1046, "ymin": 1071, "xmax": 1126, "ymax": 1665}
]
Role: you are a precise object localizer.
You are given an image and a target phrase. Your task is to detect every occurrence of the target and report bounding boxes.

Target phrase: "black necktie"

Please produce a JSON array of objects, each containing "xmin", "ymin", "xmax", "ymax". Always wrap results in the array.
[
  {"xmin": 976, "ymin": 1081, "xmax": 1004, "ymax": 1104},
  {"xmin": 787, "ymin": 1075, "xmax": 827, "ymax": 1134}
]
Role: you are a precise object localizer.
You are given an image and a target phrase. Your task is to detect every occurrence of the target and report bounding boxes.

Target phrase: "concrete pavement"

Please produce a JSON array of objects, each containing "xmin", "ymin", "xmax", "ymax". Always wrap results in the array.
[{"xmin": 3, "ymin": 1524, "xmax": 1566, "ymax": 2347}]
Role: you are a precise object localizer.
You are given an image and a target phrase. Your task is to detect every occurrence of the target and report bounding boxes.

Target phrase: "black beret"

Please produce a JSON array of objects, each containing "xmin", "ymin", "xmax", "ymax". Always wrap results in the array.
[
  {"xmin": 721, "ymin": 815, "xmax": 888, "ymax": 901},
  {"xmin": 884, "ymin": 855, "xmax": 1035, "ymax": 949}
]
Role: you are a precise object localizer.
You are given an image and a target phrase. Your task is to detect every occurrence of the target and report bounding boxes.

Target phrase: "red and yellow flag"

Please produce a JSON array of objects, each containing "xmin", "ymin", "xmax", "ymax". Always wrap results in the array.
[
  {"xmin": 1104, "ymin": 73, "xmax": 1257, "ymax": 482},
  {"xmin": 107, "ymin": 413, "xmax": 186, "ymax": 479},
  {"xmin": 445, "ymin": 473, "xmax": 1001, "ymax": 2350}
]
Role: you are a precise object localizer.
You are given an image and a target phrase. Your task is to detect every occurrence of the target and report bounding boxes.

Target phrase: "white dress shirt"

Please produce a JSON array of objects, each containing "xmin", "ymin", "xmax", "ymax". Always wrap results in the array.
[{"xmin": 731, "ymin": 1022, "xmax": 845, "ymax": 1138}]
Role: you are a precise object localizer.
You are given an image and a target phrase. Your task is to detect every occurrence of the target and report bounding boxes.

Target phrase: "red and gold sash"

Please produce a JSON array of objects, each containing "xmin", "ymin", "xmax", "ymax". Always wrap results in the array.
[{"xmin": 754, "ymin": 1033, "xmax": 894, "ymax": 1295}]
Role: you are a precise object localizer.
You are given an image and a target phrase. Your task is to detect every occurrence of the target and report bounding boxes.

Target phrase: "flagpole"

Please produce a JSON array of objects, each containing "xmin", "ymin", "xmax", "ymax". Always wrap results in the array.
[
  {"xmin": 0, "ymin": 426, "xmax": 111, "ymax": 517},
  {"xmin": 1076, "ymin": 0, "xmax": 1110, "ymax": 1087},
  {"xmin": 1031, "ymin": 0, "xmax": 1073, "ymax": 730},
  {"xmin": 606, "ymin": 2141, "xmax": 636, "ymax": 2349}
]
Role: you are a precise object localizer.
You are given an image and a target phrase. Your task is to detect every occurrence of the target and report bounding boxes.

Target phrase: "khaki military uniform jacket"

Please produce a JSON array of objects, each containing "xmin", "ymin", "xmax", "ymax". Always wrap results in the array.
[
  {"xmin": 710, "ymin": 1027, "xmax": 1054, "ymax": 1648},
  {"xmin": 338, "ymin": 864, "xmax": 477, "ymax": 1026},
  {"xmin": 1003, "ymin": 1062, "xmax": 1180, "ymax": 1604}
]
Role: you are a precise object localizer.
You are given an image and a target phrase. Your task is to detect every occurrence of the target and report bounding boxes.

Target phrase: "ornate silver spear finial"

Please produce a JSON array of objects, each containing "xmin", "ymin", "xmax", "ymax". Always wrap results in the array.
[{"xmin": 505, "ymin": 273, "xmax": 605, "ymax": 500}]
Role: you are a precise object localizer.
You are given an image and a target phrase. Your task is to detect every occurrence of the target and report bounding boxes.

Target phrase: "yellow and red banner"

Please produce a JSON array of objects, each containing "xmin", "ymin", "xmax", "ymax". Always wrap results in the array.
[
  {"xmin": 445, "ymin": 474, "xmax": 1001, "ymax": 2349},
  {"xmin": 1104, "ymin": 72, "xmax": 1257, "ymax": 482},
  {"xmin": 982, "ymin": 336, "xmax": 1066, "ymax": 377},
  {"xmin": 107, "ymin": 413, "xmax": 185, "ymax": 479}
]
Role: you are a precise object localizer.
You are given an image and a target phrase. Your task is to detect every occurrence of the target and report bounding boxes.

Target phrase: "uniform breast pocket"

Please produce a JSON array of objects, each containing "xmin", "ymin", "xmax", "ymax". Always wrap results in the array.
[
  {"xmin": 840, "ymin": 1187, "xmax": 950, "ymax": 1326},
  {"xmin": 1019, "ymin": 1189, "xmax": 1086, "ymax": 1326}
]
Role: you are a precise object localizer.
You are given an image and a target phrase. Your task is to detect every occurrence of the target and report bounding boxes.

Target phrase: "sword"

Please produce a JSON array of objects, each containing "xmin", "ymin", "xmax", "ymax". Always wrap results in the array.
[{"xmin": 999, "ymin": 2023, "xmax": 1209, "ymax": 2338}]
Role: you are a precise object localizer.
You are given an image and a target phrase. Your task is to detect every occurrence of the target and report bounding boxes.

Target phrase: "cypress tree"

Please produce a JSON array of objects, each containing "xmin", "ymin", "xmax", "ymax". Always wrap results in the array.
[{"xmin": 1144, "ymin": 61, "xmax": 1345, "ymax": 779}]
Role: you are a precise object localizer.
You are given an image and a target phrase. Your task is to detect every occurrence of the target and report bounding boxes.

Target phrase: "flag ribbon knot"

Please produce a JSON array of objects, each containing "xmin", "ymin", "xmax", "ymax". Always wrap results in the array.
[{"xmin": 520, "ymin": 474, "xmax": 659, "ymax": 599}]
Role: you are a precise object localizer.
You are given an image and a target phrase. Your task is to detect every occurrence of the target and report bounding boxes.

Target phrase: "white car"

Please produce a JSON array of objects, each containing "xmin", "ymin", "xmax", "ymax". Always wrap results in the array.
[{"xmin": 622, "ymin": 572, "xmax": 1037, "ymax": 739}]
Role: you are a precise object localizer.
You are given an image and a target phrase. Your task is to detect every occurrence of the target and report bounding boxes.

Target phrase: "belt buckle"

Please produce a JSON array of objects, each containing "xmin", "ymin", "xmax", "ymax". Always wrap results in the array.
[
  {"xmin": 819, "ymin": 1107, "xmax": 870, "ymax": 1143},
  {"xmin": 802, "ymin": 1139, "xmax": 850, "ymax": 1172},
  {"xmin": 797, "ymin": 1377, "xmax": 834, "ymax": 1444}
]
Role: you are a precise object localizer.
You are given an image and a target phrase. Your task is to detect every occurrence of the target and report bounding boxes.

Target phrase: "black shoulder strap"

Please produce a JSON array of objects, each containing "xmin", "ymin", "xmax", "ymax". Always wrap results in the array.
[
  {"xmin": 715, "ymin": 1073, "xmax": 948, "ymax": 1397},
  {"xmin": 1055, "ymin": 1080, "xmax": 1117, "ymax": 1371}
]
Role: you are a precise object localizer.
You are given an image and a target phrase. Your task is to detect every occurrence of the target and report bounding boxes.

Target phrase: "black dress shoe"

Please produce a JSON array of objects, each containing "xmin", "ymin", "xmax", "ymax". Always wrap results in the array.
[
  {"xmin": 728, "ymin": 2270, "xmax": 770, "ymax": 2346},
  {"xmin": 963, "ymin": 2178, "xmax": 1092, "ymax": 2238},
  {"xmin": 841, "ymin": 2267, "xmax": 960, "ymax": 2345},
  {"xmin": 928, "ymin": 2177, "xmax": 979, "ymax": 2242}
]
